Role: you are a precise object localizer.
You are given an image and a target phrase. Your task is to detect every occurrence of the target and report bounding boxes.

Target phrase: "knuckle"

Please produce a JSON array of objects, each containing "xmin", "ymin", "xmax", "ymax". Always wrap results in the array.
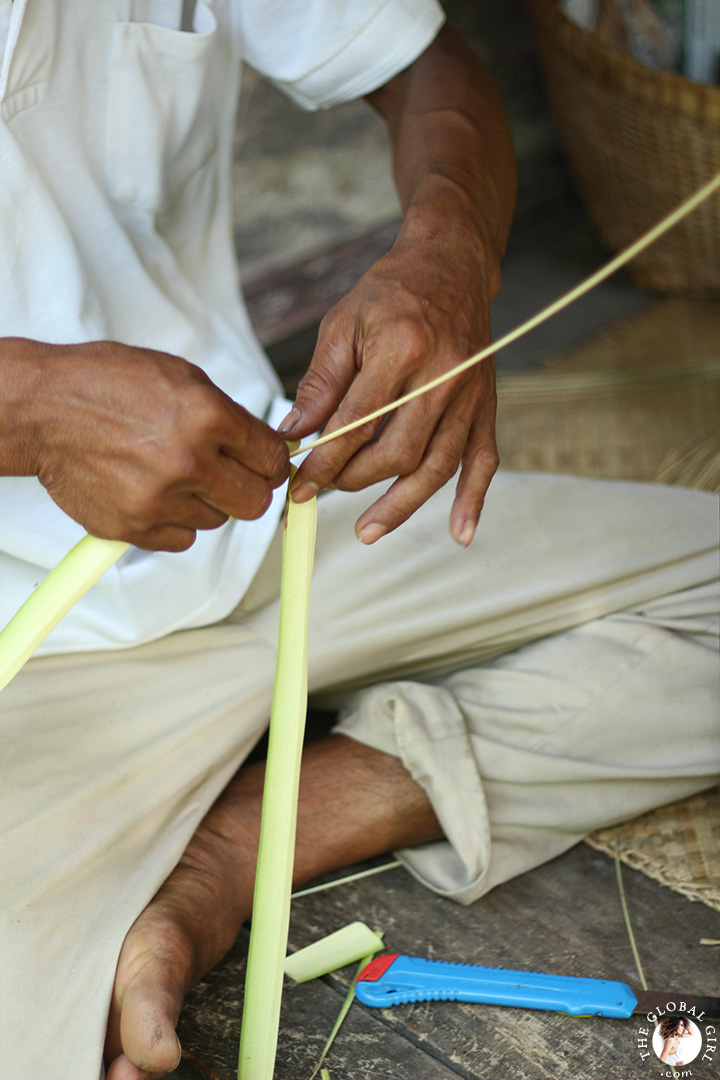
[
  {"xmin": 187, "ymin": 389, "xmax": 226, "ymax": 433},
  {"xmin": 424, "ymin": 449, "xmax": 458, "ymax": 488},
  {"xmin": 200, "ymin": 507, "xmax": 230, "ymax": 531},
  {"xmin": 476, "ymin": 444, "xmax": 500, "ymax": 475},
  {"xmin": 160, "ymin": 445, "xmax": 203, "ymax": 485},
  {"xmin": 389, "ymin": 442, "xmax": 423, "ymax": 476},
  {"xmin": 263, "ymin": 438, "xmax": 291, "ymax": 482},
  {"xmin": 333, "ymin": 407, "xmax": 381, "ymax": 445},
  {"xmin": 124, "ymin": 487, "xmax": 163, "ymax": 528},
  {"xmin": 295, "ymin": 366, "xmax": 338, "ymax": 405},
  {"xmin": 389, "ymin": 317, "xmax": 431, "ymax": 362},
  {"xmin": 243, "ymin": 487, "xmax": 274, "ymax": 520},
  {"xmin": 442, "ymin": 342, "xmax": 468, "ymax": 369},
  {"xmin": 317, "ymin": 305, "xmax": 353, "ymax": 345},
  {"xmin": 148, "ymin": 527, "xmax": 197, "ymax": 553}
]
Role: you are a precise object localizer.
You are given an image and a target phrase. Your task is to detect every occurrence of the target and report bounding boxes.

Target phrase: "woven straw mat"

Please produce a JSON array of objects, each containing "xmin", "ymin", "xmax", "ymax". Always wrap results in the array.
[{"xmin": 496, "ymin": 297, "xmax": 720, "ymax": 911}]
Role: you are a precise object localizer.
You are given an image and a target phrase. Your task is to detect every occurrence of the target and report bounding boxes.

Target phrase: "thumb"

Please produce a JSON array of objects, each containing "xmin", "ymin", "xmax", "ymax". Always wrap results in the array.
[{"xmin": 277, "ymin": 310, "xmax": 357, "ymax": 438}]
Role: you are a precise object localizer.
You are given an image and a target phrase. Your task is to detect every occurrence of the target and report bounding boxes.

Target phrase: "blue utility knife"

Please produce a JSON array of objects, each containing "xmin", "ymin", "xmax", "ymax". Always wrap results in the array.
[{"xmin": 354, "ymin": 954, "xmax": 720, "ymax": 1020}]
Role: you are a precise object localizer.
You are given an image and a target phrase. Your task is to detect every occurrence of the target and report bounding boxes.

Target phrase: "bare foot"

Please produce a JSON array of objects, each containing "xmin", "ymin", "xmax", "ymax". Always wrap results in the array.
[
  {"xmin": 104, "ymin": 788, "xmax": 260, "ymax": 1080},
  {"xmin": 105, "ymin": 736, "xmax": 442, "ymax": 1079}
]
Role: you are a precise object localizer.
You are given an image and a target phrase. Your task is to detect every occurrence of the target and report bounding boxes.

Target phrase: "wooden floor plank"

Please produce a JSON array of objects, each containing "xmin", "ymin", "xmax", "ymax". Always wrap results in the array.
[
  {"xmin": 176, "ymin": 927, "xmax": 463, "ymax": 1080},
  {"xmin": 175, "ymin": 843, "xmax": 720, "ymax": 1079}
]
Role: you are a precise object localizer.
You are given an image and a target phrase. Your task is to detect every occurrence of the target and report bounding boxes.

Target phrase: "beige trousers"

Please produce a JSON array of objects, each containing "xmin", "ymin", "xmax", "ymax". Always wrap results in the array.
[{"xmin": 0, "ymin": 472, "xmax": 718, "ymax": 1080}]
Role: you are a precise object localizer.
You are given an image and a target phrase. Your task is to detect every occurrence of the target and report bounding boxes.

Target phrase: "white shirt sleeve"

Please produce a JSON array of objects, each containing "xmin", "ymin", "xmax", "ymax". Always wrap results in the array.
[{"xmin": 237, "ymin": 0, "xmax": 446, "ymax": 110}]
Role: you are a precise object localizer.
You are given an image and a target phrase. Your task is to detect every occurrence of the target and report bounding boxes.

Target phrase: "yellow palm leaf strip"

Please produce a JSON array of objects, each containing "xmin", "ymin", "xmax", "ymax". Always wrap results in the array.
[
  {"xmin": 0, "ymin": 535, "xmax": 129, "ymax": 694},
  {"xmin": 614, "ymin": 837, "xmax": 648, "ymax": 992},
  {"xmin": 237, "ymin": 478, "xmax": 318, "ymax": 1080},
  {"xmin": 291, "ymin": 859, "xmax": 401, "ymax": 898},
  {"xmin": 291, "ymin": 171, "xmax": 720, "ymax": 458}
]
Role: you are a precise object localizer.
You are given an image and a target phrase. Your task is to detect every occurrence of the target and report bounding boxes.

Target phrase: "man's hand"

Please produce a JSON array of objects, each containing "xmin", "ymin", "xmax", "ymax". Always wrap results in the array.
[
  {"xmin": 279, "ymin": 25, "xmax": 516, "ymax": 546},
  {"xmin": 1, "ymin": 338, "xmax": 290, "ymax": 551},
  {"xmin": 280, "ymin": 223, "xmax": 499, "ymax": 547}
]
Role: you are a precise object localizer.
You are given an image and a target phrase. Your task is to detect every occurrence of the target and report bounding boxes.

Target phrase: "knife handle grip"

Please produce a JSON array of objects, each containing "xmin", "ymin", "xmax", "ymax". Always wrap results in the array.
[{"xmin": 355, "ymin": 956, "xmax": 638, "ymax": 1018}]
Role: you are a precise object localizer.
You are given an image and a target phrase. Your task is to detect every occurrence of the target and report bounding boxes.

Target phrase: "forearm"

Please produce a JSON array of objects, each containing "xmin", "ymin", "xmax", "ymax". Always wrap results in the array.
[{"xmin": 366, "ymin": 24, "xmax": 517, "ymax": 301}]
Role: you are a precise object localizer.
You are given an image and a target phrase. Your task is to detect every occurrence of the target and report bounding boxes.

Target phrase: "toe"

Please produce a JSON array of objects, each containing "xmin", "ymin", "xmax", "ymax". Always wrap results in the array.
[
  {"xmin": 107, "ymin": 909, "xmax": 188, "ymax": 1079},
  {"xmin": 118, "ymin": 962, "xmax": 184, "ymax": 1074},
  {"xmin": 106, "ymin": 1050, "xmax": 157, "ymax": 1080}
]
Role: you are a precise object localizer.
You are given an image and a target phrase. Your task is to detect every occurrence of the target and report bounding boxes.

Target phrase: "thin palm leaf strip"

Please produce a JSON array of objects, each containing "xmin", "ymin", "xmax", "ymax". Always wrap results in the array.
[{"xmin": 0, "ymin": 172, "xmax": 718, "ymax": 688}]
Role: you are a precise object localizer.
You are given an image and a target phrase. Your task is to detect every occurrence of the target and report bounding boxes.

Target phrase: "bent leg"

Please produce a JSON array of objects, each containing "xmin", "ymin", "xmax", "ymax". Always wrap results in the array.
[
  {"xmin": 335, "ymin": 580, "xmax": 720, "ymax": 902},
  {"xmin": 109, "ymin": 477, "xmax": 718, "ymax": 1075},
  {"xmin": 2, "ymin": 474, "xmax": 716, "ymax": 1078},
  {"xmin": 107, "ymin": 736, "xmax": 442, "ymax": 1079},
  {"xmin": 0, "ymin": 622, "xmax": 280, "ymax": 1080}
]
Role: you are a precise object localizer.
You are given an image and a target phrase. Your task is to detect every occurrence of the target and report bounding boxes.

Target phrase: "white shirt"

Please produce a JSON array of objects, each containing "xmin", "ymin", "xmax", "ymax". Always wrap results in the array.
[
  {"xmin": 0, "ymin": 2, "xmax": 11, "ymax": 64},
  {"xmin": 0, "ymin": 0, "xmax": 444, "ymax": 654}
]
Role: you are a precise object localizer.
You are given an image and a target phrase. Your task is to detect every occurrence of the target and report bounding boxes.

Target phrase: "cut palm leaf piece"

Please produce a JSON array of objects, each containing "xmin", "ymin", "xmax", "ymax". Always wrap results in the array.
[{"xmin": 285, "ymin": 922, "xmax": 384, "ymax": 983}]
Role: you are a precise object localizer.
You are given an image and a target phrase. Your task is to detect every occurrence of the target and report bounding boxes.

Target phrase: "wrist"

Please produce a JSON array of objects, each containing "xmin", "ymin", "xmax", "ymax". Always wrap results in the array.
[
  {"xmin": 394, "ymin": 193, "xmax": 503, "ymax": 304},
  {"xmin": 0, "ymin": 337, "xmax": 51, "ymax": 477}
]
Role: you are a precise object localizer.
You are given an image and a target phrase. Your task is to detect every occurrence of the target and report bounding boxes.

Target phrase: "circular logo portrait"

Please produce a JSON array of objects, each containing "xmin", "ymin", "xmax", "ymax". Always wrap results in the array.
[{"xmin": 652, "ymin": 1016, "xmax": 702, "ymax": 1067}]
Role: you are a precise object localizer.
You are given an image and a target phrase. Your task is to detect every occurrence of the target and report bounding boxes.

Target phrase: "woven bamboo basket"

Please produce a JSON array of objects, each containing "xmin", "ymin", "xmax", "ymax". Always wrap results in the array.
[{"xmin": 525, "ymin": 0, "xmax": 720, "ymax": 295}]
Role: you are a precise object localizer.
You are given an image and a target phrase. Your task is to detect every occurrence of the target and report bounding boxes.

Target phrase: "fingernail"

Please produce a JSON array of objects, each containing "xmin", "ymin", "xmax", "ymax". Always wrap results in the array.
[
  {"xmin": 174, "ymin": 1035, "xmax": 183, "ymax": 1069},
  {"xmin": 456, "ymin": 519, "xmax": 477, "ymax": 547},
  {"xmin": 292, "ymin": 480, "xmax": 320, "ymax": 503},
  {"xmin": 357, "ymin": 522, "xmax": 388, "ymax": 545},
  {"xmin": 278, "ymin": 407, "xmax": 301, "ymax": 434}
]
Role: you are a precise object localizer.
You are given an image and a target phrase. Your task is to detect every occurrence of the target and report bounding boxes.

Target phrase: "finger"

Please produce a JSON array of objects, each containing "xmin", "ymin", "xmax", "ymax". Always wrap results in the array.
[
  {"xmin": 289, "ymin": 392, "xmax": 389, "ymax": 503},
  {"xmin": 290, "ymin": 320, "xmax": 439, "ymax": 500},
  {"xmin": 449, "ymin": 418, "xmax": 499, "ymax": 547},
  {"xmin": 136, "ymin": 449, "xmax": 277, "ymax": 527},
  {"xmin": 449, "ymin": 365, "xmax": 499, "ymax": 546},
  {"xmin": 67, "ymin": 458, "xmax": 273, "ymax": 548},
  {"xmin": 353, "ymin": 415, "xmax": 471, "ymax": 543},
  {"xmin": 194, "ymin": 452, "xmax": 277, "ymax": 521},
  {"xmin": 218, "ymin": 404, "xmax": 290, "ymax": 484},
  {"xmin": 120, "ymin": 497, "xmax": 227, "ymax": 546},
  {"xmin": 126, "ymin": 524, "xmax": 198, "ymax": 553},
  {"xmin": 53, "ymin": 487, "xmax": 202, "ymax": 550},
  {"xmin": 126, "ymin": 478, "xmax": 268, "ymax": 549},
  {"xmin": 277, "ymin": 309, "xmax": 357, "ymax": 439},
  {"xmin": 171, "ymin": 495, "xmax": 229, "ymax": 532},
  {"xmin": 331, "ymin": 379, "xmax": 470, "ymax": 493}
]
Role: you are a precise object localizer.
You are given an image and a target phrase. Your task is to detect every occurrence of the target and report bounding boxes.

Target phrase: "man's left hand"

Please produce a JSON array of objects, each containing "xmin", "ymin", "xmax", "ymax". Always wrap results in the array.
[{"xmin": 279, "ymin": 224, "xmax": 498, "ymax": 547}]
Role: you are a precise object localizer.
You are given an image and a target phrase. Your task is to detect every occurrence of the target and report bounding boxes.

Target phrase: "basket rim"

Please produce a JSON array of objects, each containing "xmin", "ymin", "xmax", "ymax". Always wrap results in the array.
[{"xmin": 525, "ymin": 0, "xmax": 720, "ymax": 122}]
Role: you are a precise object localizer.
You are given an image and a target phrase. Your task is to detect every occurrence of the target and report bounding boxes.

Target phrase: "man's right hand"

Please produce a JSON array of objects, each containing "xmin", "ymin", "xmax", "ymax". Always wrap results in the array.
[{"xmin": 1, "ymin": 338, "xmax": 290, "ymax": 551}]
